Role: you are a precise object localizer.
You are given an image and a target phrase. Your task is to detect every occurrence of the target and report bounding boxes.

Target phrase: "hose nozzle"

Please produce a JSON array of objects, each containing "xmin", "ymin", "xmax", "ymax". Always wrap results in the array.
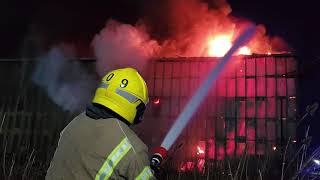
[{"xmin": 150, "ymin": 146, "xmax": 167, "ymax": 172}]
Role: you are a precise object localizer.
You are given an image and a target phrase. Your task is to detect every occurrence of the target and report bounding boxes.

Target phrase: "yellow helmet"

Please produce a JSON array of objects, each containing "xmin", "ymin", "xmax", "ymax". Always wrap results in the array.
[{"xmin": 92, "ymin": 67, "xmax": 149, "ymax": 124}]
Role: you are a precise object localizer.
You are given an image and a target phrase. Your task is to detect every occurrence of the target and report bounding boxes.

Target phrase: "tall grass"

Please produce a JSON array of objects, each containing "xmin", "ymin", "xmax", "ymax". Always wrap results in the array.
[{"xmin": 0, "ymin": 93, "xmax": 318, "ymax": 179}]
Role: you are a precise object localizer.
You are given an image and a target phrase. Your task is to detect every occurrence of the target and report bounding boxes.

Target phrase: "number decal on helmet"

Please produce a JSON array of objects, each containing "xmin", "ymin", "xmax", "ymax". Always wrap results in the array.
[
  {"xmin": 106, "ymin": 73, "xmax": 114, "ymax": 81},
  {"xmin": 120, "ymin": 79, "xmax": 129, "ymax": 88}
]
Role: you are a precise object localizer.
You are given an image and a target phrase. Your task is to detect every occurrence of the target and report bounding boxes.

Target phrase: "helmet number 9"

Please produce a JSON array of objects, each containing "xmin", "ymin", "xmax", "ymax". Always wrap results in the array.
[
  {"xmin": 106, "ymin": 73, "xmax": 114, "ymax": 81},
  {"xmin": 120, "ymin": 79, "xmax": 128, "ymax": 88}
]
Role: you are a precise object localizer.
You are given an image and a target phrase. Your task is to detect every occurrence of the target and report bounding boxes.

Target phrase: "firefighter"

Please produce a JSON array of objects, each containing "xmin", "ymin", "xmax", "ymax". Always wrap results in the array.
[{"xmin": 46, "ymin": 67, "xmax": 155, "ymax": 180}]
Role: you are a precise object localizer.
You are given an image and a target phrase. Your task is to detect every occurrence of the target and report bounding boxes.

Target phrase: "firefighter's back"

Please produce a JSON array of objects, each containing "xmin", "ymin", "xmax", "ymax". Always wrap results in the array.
[{"xmin": 46, "ymin": 113, "xmax": 150, "ymax": 180}]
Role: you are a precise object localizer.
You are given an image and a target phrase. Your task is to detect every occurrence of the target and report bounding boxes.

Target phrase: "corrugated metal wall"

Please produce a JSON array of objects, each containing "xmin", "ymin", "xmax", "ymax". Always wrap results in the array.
[{"xmin": 143, "ymin": 54, "xmax": 297, "ymax": 170}]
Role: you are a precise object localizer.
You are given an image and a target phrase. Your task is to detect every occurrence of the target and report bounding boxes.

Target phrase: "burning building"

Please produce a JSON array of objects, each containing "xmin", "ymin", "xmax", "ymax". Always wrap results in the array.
[
  {"xmin": 0, "ymin": 0, "xmax": 297, "ymax": 176},
  {"xmin": 141, "ymin": 54, "xmax": 297, "ymax": 171},
  {"xmin": 0, "ymin": 53, "xmax": 297, "ymax": 175},
  {"xmin": 89, "ymin": 0, "xmax": 295, "ymax": 172}
]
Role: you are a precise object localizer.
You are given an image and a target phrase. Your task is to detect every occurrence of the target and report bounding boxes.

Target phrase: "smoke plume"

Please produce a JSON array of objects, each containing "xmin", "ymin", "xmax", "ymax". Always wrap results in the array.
[
  {"xmin": 92, "ymin": 19, "xmax": 160, "ymax": 76},
  {"xmin": 32, "ymin": 46, "xmax": 98, "ymax": 113},
  {"xmin": 91, "ymin": 0, "xmax": 289, "ymax": 76},
  {"xmin": 31, "ymin": 0, "xmax": 290, "ymax": 113},
  {"xmin": 142, "ymin": 0, "xmax": 289, "ymax": 56}
]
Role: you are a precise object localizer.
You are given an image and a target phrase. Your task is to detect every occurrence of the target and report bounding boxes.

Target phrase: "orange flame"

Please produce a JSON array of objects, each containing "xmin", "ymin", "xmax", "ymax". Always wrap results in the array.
[
  {"xmin": 95, "ymin": 0, "xmax": 290, "ymax": 60},
  {"xmin": 238, "ymin": 46, "xmax": 251, "ymax": 55},
  {"xmin": 207, "ymin": 35, "xmax": 252, "ymax": 57},
  {"xmin": 208, "ymin": 35, "xmax": 232, "ymax": 57}
]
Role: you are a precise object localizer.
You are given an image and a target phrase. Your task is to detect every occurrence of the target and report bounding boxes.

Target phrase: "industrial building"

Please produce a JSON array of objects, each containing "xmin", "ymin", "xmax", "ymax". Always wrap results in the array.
[{"xmin": 0, "ymin": 54, "xmax": 297, "ymax": 171}]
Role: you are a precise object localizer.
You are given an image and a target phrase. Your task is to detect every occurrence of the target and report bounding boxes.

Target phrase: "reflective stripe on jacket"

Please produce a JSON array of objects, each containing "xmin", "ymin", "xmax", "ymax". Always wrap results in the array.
[{"xmin": 46, "ymin": 113, "xmax": 155, "ymax": 180}]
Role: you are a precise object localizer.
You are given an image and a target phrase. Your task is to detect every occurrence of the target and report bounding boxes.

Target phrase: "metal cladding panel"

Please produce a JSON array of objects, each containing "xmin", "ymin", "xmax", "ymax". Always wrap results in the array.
[{"xmin": 144, "ymin": 55, "xmax": 297, "ymax": 170}]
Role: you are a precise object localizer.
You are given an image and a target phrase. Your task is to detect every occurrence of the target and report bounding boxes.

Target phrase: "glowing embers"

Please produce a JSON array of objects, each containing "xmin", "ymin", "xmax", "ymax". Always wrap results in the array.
[
  {"xmin": 195, "ymin": 140, "xmax": 232, "ymax": 160},
  {"xmin": 179, "ymin": 161, "xmax": 194, "ymax": 172},
  {"xmin": 179, "ymin": 139, "xmax": 277, "ymax": 172},
  {"xmin": 179, "ymin": 141, "xmax": 206, "ymax": 172},
  {"xmin": 197, "ymin": 146, "xmax": 205, "ymax": 156},
  {"xmin": 272, "ymin": 146, "xmax": 277, "ymax": 151},
  {"xmin": 179, "ymin": 159, "xmax": 205, "ymax": 172},
  {"xmin": 196, "ymin": 141, "xmax": 206, "ymax": 158}
]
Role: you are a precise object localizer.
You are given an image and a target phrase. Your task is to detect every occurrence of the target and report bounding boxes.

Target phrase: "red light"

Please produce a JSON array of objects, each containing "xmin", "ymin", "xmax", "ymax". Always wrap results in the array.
[
  {"xmin": 289, "ymin": 96, "xmax": 296, "ymax": 99},
  {"xmin": 197, "ymin": 146, "xmax": 205, "ymax": 155},
  {"xmin": 196, "ymin": 141, "xmax": 206, "ymax": 158},
  {"xmin": 153, "ymin": 98, "xmax": 160, "ymax": 105},
  {"xmin": 179, "ymin": 161, "xmax": 194, "ymax": 172},
  {"xmin": 272, "ymin": 146, "xmax": 277, "ymax": 151},
  {"xmin": 197, "ymin": 159, "xmax": 205, "ymax": 172}
]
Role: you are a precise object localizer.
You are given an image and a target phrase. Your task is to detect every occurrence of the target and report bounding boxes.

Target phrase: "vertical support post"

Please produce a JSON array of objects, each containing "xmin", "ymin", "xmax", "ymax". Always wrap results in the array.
[{"xmin": 280, "ymin": 98, "xmax": 284, "ymax": 156}]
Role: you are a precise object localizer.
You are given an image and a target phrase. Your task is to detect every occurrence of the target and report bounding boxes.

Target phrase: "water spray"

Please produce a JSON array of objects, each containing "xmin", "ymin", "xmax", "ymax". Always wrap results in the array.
[{"xmin": 150, "ymin": 25, "xmax": 257, "ymax": 170}]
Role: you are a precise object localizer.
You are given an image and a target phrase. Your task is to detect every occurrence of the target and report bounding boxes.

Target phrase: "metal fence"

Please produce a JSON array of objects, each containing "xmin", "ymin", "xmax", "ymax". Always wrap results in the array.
[{"xmin": 0, "ymin": 60, "xmax": 71, "ymax": 162}]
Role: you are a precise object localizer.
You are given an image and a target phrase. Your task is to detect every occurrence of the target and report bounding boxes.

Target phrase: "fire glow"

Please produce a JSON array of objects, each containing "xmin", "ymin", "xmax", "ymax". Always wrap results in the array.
[
  {"xmin": 208, "ymin": 35, "xmax": 232, "ymax": 57},
  {"xmin": 160, "ymin": 26, "xmax": 256, "ymax": 150},
  {"xmin": 208, "ymin": 35, "xmax": 252, "ymax": 57},
  {"xmin": 93, "ymin": 0, "xmax": 290, "ymax": 70},
  {"xmin": 92, "ymin": 0, "xmax": 293, "ymax": 172},
  {"xmin": 197, "ymin": 146, "xmax": 205, "ymax": 155},
  {"xmin": 153, "ymin": 98, "xmax": 160, "ymax": 105}
]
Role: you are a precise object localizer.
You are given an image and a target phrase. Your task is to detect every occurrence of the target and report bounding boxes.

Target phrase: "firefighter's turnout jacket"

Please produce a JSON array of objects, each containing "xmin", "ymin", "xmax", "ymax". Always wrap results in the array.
[{"xmin": 46, "ymin": 112, "xmax": 155, "ymax": 180}]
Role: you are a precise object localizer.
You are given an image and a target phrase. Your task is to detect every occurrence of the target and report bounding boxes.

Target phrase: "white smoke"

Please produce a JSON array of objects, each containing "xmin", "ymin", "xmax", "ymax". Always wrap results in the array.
[
  {"xmin": 32, "ymin": 46, "xmax": 98, "ymax": 113},
  {"xmin": 92, "ymin": 19, "xmax": 160, "ymax": 76},
  {"xmin": 31, "ymin": 19, "xmax": 160, "ymax": 113}
]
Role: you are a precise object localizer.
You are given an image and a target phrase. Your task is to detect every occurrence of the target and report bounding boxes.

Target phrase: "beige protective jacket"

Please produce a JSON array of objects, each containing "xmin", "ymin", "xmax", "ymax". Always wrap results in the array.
[{"xmin": 46, "ymin": 113, "xmax": 155, "ymax": 180}]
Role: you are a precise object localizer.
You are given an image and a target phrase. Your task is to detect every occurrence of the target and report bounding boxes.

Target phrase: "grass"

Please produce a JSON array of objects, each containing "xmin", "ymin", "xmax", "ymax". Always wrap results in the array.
[
  {"xmin": 0, "ymin": 134, "xmax": 318, "ymax": 179},
  {"xmin": 0, "ymin": 103, "xmax": 318, "ymax": 180}
]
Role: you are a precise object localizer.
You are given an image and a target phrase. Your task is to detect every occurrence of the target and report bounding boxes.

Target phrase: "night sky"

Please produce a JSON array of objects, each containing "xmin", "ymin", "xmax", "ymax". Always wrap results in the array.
[
  {"xmin": 1, "ymin": 0, "xmax": 320, "ymax": 145},
  {"xmin": 0, "ymin": 0, "xmax": 318, "ymax": 57}
]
